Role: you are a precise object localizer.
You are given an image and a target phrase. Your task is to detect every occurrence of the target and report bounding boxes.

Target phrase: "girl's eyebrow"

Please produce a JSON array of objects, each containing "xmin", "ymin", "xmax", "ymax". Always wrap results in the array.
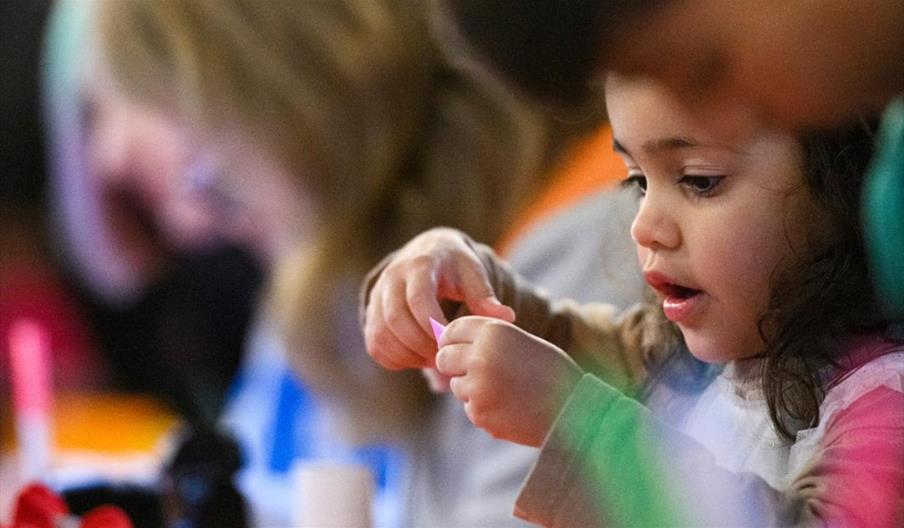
[
  {"xmin": 612, "ymin": 139, "xmax": 628, "ymax": 154},
  {"xmin": 613, "ymin": 137, "xmax": 741, "ymax": 155},
  {"xmin": 644, "ymin": 136, "xmax": 700, "ymax": 153},
  {"xmin": 612, "ymin": 137, "xmax": 699, "ymax": 157}
]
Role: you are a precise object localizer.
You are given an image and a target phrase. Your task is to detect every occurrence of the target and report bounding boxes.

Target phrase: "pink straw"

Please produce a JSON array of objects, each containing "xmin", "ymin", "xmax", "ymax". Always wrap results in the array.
[
  {"xmin": 9, "ymin": 319, "xmax": 51, "ymax": 417},
  {"xmin": 9, "ymin": 318, "xmax": 53, "ymax": 481}
]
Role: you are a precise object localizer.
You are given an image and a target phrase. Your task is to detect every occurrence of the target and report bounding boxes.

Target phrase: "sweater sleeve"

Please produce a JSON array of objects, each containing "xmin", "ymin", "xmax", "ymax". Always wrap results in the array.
[{"xmin": 514, "ymin": 374, "xmax": 904, "ymax": 527}]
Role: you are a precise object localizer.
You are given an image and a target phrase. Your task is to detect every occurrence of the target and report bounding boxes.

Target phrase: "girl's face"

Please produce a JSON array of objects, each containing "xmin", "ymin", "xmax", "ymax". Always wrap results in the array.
[
  {"xmin": 604, "ymin": 0, "xmax": 904, "ymax": 131},
  {"xmin": 606, "ymin": 76, "xmax": 828, "ymax": 363}
]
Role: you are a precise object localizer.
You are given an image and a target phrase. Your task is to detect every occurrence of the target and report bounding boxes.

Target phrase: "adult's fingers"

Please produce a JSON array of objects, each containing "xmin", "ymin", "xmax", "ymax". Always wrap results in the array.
[
  {"xmin": 468, "ymin": 296, "xmax": 516, "ymax": 323},
  {"xmin": 452, "ymin": 258, "xmax": 516, "ymax": 323},
  {"xmin": 405, "ymin": 262, "xmax": 449, "ymax": 337},
  {"xmin": 365, "ymin": 320, "xmax": 430, "ymax": 370},
  {"xmin": 365, "ymin": 286, "xmax": 431, "ymax": 370},
  {"xmin": 381, "ymin": 270, "xmax": 438, "ymax": 358}
]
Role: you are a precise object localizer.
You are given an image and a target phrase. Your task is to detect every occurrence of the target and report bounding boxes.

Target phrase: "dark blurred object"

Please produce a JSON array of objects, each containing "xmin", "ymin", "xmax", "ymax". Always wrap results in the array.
[
  {"xmin": 65, "ymin": 484, "xmax": 162, "ymax": 528},
  {"xmin": 1, "ymin": 0, "xmax": 52, "ymax": 210},
  {"xmin": 77, "ymin": 246, "xmax": 263, "ymax": 427},
  {"xmin": 62, "ymin": 428, "xmax": 248, "ymax": 528},
  {"xmin": 445, "ymin": 0, "xmax": 605, "ymax": 104},
  {"xmin": 161, "ymin": 427, "xmax": 248, "ymax": 528}
]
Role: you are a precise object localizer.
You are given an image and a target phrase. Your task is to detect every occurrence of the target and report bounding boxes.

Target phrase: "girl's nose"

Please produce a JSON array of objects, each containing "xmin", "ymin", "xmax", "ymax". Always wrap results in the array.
[{"xmin": 630, "ymin": 192, "xmax": 681, "ymax": 251}]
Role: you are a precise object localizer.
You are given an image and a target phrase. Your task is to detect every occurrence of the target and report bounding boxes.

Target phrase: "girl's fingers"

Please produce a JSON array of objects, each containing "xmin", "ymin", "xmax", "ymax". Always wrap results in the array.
[
  {"xmin": 449, "ymin": 375, "xmax": 469, "ymax": 403},
  {"xmin": 435, "ymin": 343, "xmax": 470, "ymax": 376},
  {"xmin": 421, "ymin": 368, "xmax": 451, "ymax": 393},
  {"xmin": 438, "ymin": 315, "xmax": 496, "ymax": 346}
]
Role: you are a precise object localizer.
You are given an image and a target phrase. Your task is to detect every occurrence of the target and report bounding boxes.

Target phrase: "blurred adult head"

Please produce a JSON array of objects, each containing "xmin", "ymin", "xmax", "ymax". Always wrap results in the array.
[{"xmin": 449, "ymin": 0, "xmax": 904, "ymax": 131}]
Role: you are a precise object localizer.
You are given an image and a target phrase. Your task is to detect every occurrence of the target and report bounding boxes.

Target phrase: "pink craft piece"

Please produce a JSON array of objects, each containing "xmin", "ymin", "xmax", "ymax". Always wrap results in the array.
[{"xmin": 429, "ymin": 317, "xmax": 446, "ymax": 343}]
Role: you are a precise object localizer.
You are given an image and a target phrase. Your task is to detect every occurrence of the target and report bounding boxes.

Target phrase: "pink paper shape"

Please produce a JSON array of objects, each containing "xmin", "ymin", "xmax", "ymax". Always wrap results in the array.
[{"xmin": 429, "ymin": 317, "xmax": 446, "ymax": 343}]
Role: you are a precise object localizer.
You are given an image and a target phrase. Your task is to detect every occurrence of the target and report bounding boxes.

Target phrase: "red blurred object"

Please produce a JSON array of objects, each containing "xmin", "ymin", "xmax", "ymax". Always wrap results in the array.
[
  {"xmin": 1, "ymin": 483, "xmax": 132, "ymax": 528},
  {"xmin": 80, "ymin": 505, "xmax": 133, "ymax": 528},
  {"xmin": 0, "ymin": 262, "xmax": 104, "ymax": 394},
  {"xmin": 7, "ymin": 483, "xmax": 67, "ymax": 528}
]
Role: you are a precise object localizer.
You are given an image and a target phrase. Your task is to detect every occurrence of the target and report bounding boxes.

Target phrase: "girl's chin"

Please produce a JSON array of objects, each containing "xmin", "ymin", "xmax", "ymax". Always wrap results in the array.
[
  {"xmin": 682, "ymin": 334, "xmax": 740, "ymax": 364},
  {"xmin": 687, "ymin": 350, "xmax": 730, "ymax": 364}
]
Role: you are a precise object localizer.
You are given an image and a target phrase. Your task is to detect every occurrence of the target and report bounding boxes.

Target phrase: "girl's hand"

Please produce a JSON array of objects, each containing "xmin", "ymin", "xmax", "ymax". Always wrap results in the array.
[
  {"xmin": 364, "ymin": 228, "xmax": 515, "ymax": 372},
  {"xmin": 435, "ymin": 316, "xmax": 583, "ymax": 447}
]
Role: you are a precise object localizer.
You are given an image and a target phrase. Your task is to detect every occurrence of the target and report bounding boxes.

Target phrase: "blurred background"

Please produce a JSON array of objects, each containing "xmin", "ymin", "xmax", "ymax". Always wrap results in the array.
[
  {"xmin": 1, "ymin": 1, "xmax": 640, "ymax": 527},
  {"xmin": 3, "ymin": 0, "xmax": 263, "ymax": 525}
]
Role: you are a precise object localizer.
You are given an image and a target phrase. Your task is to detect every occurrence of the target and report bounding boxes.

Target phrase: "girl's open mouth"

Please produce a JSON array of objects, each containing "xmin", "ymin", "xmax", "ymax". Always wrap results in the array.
[
  {"xmin": 663, "ymin": 283, "xmax": 701, "ymax": 300},
  {"xmin": 661, "ymin": 285, "xmax": 703, "ymax": 323},
  {"xmin": 643, "ymin": 272, "xmax": 704, "ymax": 323}
]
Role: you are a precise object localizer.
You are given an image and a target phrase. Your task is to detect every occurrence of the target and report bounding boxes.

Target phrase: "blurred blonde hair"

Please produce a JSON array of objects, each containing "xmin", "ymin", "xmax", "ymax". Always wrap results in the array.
[{"xmin": 98, "ymin": 0, "xmax": 592, "ymax": 438}]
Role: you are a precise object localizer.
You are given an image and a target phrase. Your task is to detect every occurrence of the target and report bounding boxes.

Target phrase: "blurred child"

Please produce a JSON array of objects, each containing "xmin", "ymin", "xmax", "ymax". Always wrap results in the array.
[
  {"xmin": 88, "ymin": 0, "xmax": 601, "ymax": 525},
  {"xmin": 362, "ymin": 75, "xmax": 904, "ymax": 526},
  {"xmin": 44, "ymin": 0, "xmax": 261, "ymax": 424}
]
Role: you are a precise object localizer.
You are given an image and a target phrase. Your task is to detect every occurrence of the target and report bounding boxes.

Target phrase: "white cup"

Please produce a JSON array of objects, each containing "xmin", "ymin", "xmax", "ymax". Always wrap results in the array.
[{"xmin": 292, "ymin": 460, "xmax": 374, "ymax": 528}]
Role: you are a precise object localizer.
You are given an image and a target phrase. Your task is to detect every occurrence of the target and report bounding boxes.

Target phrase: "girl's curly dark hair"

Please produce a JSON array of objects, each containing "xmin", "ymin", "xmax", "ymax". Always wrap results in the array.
[{"xmin": 759, "ymin": 118, "xmax": 896, "ymax": 440}]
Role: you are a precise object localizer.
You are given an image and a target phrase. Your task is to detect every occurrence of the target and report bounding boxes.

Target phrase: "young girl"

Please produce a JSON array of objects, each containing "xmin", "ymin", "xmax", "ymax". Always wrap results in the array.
[{"xmin": 362, "ymin": 75, "xmax": 904, "ymax": 526}]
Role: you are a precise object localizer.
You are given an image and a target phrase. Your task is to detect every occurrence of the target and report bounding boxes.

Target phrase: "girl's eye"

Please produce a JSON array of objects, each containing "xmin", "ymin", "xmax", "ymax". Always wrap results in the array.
[
  {"xmin": 620, "ymin": 174, "xmax": 647, "ymax": 196},
  {"xmin": 680, "ymin": 175, "xmax": 723, "ymax": 196}
]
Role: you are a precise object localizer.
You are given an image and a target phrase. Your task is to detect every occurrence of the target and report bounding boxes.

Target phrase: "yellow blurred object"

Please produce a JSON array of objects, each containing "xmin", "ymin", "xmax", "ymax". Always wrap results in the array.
[{"xmin": 2, "ymin": 392, "xmax": 180, "ymax": 454}]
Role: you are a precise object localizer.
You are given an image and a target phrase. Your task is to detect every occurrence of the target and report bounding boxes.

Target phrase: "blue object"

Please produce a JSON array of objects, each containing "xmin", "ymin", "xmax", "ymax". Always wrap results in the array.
[
  {"xmin": 268, "ymin": 372, "xmax": 313, "ymax": 473},
  {"xmin": 863, "ymin": 97, "xmax": 904, "ymax": 319}
]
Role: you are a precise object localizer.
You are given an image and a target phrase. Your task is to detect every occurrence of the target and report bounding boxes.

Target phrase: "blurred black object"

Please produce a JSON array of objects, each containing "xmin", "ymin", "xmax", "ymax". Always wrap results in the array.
[
  {"xmin": 64, "ymin": 428, "xmax": 248, "ymax": 528},
  {"xmin": 77, "ymin": 245, "xmax": 263, "ymax": 427},
  {"xmin": 446, "ymin": 0, "xmax": 605, "ymax": 105},
  {"xmin": 1, "ymin": 0, "xmax": 51, "ymax": 210},
  {"xmin": 161, "ymin": 427, "xmax": 248, "ymax": 528},
  {"xmin": 65, "ymin": 483, "xmax": 164, "ymax": 528}
]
